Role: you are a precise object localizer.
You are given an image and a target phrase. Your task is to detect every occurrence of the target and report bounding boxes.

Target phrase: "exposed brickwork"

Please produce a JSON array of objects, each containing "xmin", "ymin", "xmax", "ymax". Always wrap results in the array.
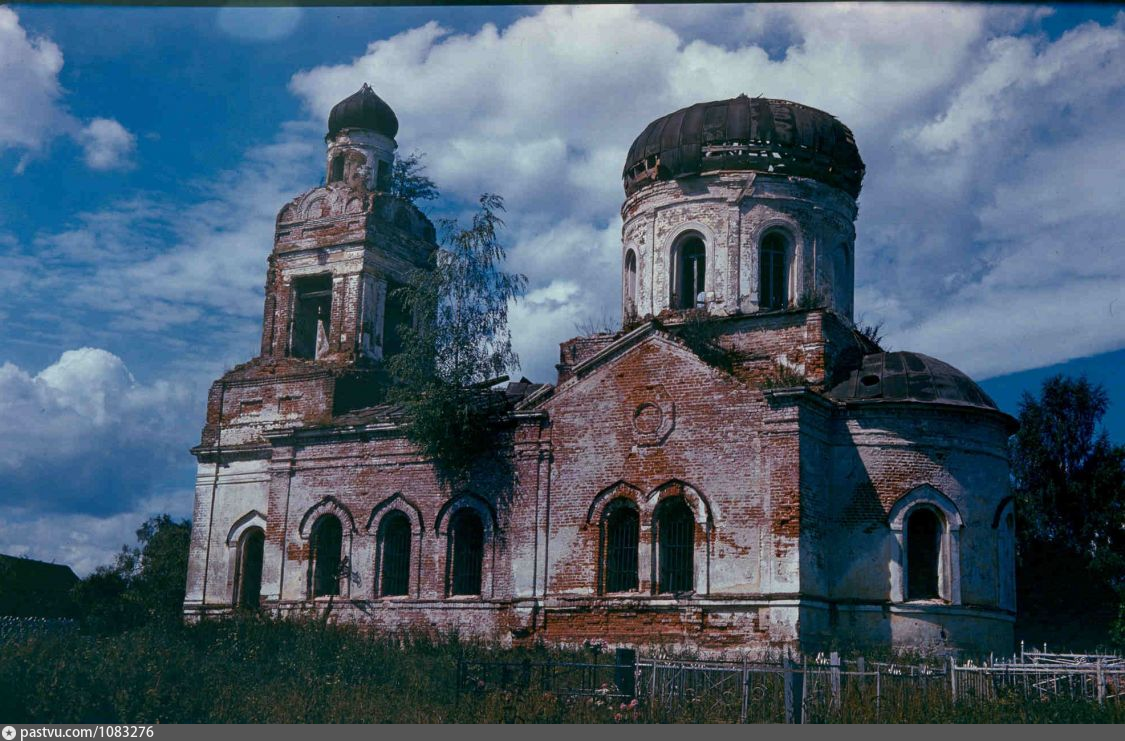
[{"xmin": 185, "ymin": 90, "xmax": 1018, "ymax": 656}]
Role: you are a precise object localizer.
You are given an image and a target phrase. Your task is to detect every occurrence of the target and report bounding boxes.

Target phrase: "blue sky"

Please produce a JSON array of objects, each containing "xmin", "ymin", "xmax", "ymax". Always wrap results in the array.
[{"xmin": 0, "ymin": 3, "xmax": 1122, "ymax": 574}]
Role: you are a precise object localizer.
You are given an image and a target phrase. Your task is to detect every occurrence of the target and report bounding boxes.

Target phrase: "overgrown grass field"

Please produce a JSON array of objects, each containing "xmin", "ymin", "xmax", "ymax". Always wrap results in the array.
[{"xmin": 1, "ymin": 617, "xmax": 1122, "ymax": 723}]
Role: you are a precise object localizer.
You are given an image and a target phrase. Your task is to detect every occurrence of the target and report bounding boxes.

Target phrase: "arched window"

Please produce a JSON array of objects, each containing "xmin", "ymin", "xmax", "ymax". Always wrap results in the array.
[
  {"xmin": 760, "ymin": 231, "xmax": 790, "ymax": 310},
  {"xmin": 378, "ymin": 512, "xmax": 412, "ymax": 597},
  {"xmin": 624, "ymin": 249, "xmax": 638, "ymax": 317},
  {"xmin": 602, "ymin": 503, "xmax": 639, "ymax": 593},
  {"xmin": 906, "ymin": 508, "xmax": 942, "ymax": 600},
  {"xmin": 309, "ymin": 515, "xmax": 343, "ymax": 597},
  {"xmin": 448, "ymin": 510, "xmax": 484, "ymax": 596},
  {"xmin": 235, "ymin": 527, "xmax": 264, "ymax": 610},
  {"xmin": 656, "ymin": 497, "xmax": 694, "ymax": 593},
  {"xmin": 329, "ymin": 154, "xmax": 344, "ymax": 183},
  {"xmin": 673, "ymin": 236, "xmax": 706, "ymax": 310}
]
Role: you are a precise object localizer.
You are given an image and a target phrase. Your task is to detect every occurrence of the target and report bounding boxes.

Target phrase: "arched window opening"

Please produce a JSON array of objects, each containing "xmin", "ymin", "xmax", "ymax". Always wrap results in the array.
[
  {"xmin": 760, "ymin": 231, "xmax": 790, "ymax": 310},
  {"xmin": 603, "ymin": 504, "xmax": 639, "ymax": 593},
  {"xmin": 235, "ymin": 527, "xmax": 264, "ymax": 610},
  {"xmin": 656, "ymin": 497, "xmax": 694, "ymax": 593},
  {"xmin": 329, "ymin": 155, "xmax": 345, "ymax": 183},
  {"xmin": 906, "ymin": 508, "xmax": 942, "ymax": 600},
  {"xmin": 624, "ymin": 250, "xmax": 638, "ymax": 317},
  {"xmin": 309, "ymin": 515, "xmax": 343, "ymax": 597},
  {"xmin": 448, "ymin": 510, "xmax": 484, "ymax": 596},
  {"xmin": 674, "ymin": 237, "xmax": 706, "ymax": 310},
  {"xmin": 378, "ymin": 512, "xmax": 412, "ymax": 597}
]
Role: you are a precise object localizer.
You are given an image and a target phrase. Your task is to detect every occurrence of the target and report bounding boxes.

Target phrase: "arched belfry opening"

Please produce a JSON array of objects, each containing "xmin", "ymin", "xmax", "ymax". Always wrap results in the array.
[{"xmin": 760, "ymin": 231, "xmax": 790, "ymax": 311}]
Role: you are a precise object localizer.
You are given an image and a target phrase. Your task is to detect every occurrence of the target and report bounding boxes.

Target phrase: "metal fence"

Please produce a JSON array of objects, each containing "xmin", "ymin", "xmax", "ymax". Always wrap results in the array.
[{"xmin": 457, "ymin": 647, "xmax": 1125, "ymax": 722}]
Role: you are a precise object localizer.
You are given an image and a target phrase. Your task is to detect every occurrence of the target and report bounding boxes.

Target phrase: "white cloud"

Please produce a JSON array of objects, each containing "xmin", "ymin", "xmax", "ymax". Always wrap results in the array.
[
  {"xmin": 288, "ymin": 4, "xmax": 1125, "ymax": 382},
  {"xmin": 0, "ymin": 6, "xmax": 136, "ymax": 172},
  {"xmin": 0, "ymin": 348, "xmax": 194, "ymax": 515},
  {"xmin": 77, "ymin": 117, "xmax": 136, "ymax": 171}
]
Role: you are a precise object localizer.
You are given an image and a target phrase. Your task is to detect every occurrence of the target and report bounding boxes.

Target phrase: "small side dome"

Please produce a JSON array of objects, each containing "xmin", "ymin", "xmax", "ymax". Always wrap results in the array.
[
  {"xmin": 829, "ymin": 351, "xmax": 998, "ymax": 410},
  {"xmin": 327, "ymin": 83, "xmax": 399, "ymax": 140}
]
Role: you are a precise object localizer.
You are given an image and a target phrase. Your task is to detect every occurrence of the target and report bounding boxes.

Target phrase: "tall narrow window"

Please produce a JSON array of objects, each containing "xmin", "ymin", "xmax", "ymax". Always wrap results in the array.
[
  {"xmin": 379, "ymin": 512, "xmax": 412, "ymax": 597},
  {"xmin": 329, "ymin": 155, "xmax": 344, "ymax": 183},
  {"xmin": 760, "ymin": 232, "xmax": 789, "ymax": 310},
  {"xmin": 236, "ymin": 527, "xmax": 264, "ymax": 610},
  {"xmin": 832, "ymin": 244, "xmax": 852, "ymax": 316},
  {"xmin": 448, "ymin": 510, "xmax": 484, "ymax": 596},
  {"xmin": 906, "ymin": 508, "xmax": 941, "ymax": 600},
  {"xmin": 624, "ymin": 250, "xmax": 638, "ymax": 317},
  {"xmin": 310, "ymin": 515, "xmax": 343, "ymax": 597},
  {"xmin": 656, "ymin": 497, "xmax": 694, "ymax": 593},
  {"xmin": 291, "ymin": 274, "xmax": 333, "ymax": 359},
  {"xmin": 603, "ymin": 504, "xmax": 639, "ymax": 593},
  {"xmin": 383, "ymin": 279, "xmax": 408, "ymax": 357},
  {"xmin": 675, "ymin": 237, "xmax": 706, "ymax": 310}
]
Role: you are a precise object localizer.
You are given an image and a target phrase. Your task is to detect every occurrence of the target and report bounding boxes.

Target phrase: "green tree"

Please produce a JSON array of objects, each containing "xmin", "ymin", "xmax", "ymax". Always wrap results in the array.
[
  {"xmin": 387, "ymin": 193, "xmax": 527, "ymax": 480},
  {"xmin": 389, "ymin": 150, "xmax": 439, "ymax": 204},
  {"xmin": 73, "ymin": 514, "xmax": 191, "ymax": 632},
  {"xmin": 1011, "ymin": 375, "xmax": 1125, "ymax": 576}
]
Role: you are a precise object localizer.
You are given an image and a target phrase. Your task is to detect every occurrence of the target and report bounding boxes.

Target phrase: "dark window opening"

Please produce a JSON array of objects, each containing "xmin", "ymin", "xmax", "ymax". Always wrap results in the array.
[
  {"xmin": 624, "ymin": 250, "xmax": 638, "ymax": 317},
  {"xmin": 236, "ymin": 527, "xmax": 264, "ymax": 610},
  {"xmin": 675, "ymin": 238, "xmax": 706, "ymax": 310},
  {"xmin": 448, "ymin": 510, "xmax": 484, "ymax": 596},
  {"xmin": 603, "ymin": 504, "xmax": 639, "ymax": 593},
  {"xmin": 379, "ymin": 512, "xmax": 412, "ymax": 597},
  {"xmin": 310, "ymin": 515, "xmax": 343, "ymax": 597},
  {"xmin": 383, "ymin": 280, "xmax": 409, "ymax": 358},
  {"xmin": 291, "ymin": 275, "xmax": 333, "ymax": 360},
  {"xmin": 657, "ymin": 497, "xmax": 694, "ymax": 593},
  {"xmin": 907, "ymin": 508, "xmax": 941, "ymax": 600},
  {"xmin": 329, "ymin": 155, "xmax": 345, "ymax": 184},
  {"xmin": 760, "ymin": 232, "xmax": 789, "ymax": 310}
]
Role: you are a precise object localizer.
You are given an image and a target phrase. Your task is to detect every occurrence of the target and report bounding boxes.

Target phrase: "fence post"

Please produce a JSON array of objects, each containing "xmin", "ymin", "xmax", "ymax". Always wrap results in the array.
[
  {"xmin": 949, "ymin": 656, "xmax": 958, "ymax": 703},
  {"xmin": 738, "ymin": 661, "xmax": 749, "ymax": 724},
  {"xmin": 1097, "ymin": 657, "xmax": 1105, "ymax": 704},
  {"xmin": 800, "ymin": 657, "xmax": 808, "ymax": 724},
  {"xmin": 615, "ymin": 648, "xmax": 637, "ymax": 699},
  {"xmin": 783, "ymin": 652, "xmax": 800, "ymax": 724},
  {"xmin": 830, "ymin": 651, "xmax": 841, "ymax": 713},
  {"xmin": 875, "ymin": 666, "xmax": 881, "ymax": 722}
]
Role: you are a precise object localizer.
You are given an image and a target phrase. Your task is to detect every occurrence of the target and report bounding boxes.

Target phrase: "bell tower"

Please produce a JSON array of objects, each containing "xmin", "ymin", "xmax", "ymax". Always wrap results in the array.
[{"xmin": 257, "ymin": 84, "xmax": 436, "ymax": 368}]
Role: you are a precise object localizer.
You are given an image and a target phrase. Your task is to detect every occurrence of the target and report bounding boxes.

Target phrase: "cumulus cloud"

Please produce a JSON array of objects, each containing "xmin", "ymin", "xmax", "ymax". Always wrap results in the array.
[
  {"xmin": 77, "ymin": 117, "xmax": 136, "ymax": 171},
  {"xmin": 0, "ymin": 348, "xmax": 193, "ymax": 516},
  {"xmin": 289, "ymin": 4, "xmax": 1125, "ymax": 381},
  {"xmin": 0, "ymin": 6, "xmax": 136, "ymax": 172}
]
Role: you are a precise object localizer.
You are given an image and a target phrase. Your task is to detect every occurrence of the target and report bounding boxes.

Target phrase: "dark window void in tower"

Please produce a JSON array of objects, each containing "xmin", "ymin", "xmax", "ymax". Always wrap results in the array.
[
  {"xmin": 291, "ymin": 275, "xmax": 333, "ymax": 360},
  {"xmin": 236, "ymin": 527, "xmax": 264, "ymax": 610},
  {"xmin": 760, "ymin": 232, "xmax": 789, "ymax": 310},
  {"xmin": 383, "ymin": 279, "xmax": 409, "ymax": 358},
  {"xmin": 676, "ymin": 238, "xmax": 705, "ymax": 310},
  {"xmin": 310, "ymin": 515, "xmax": 343, "ymax": 598},
  {"xmin": 448, "ymin": 510, "xmax": 484, "ymax": 596},
  {"xmin": 657, "ymin": 497, "xmax": 694, "ymax": 593},
  {"xmin": 379, "ymin": 512, "xmax": 411, "ymax": 597},
  {"xmin": 624, "ymin": 249, "xmax": 638, "ymax": 317},
  {"xmin": 907, "ymin": 508, "xmax": 942, "ymax": 600},
  {"xmin": 603, "ymin": 504, "xmax": 639, "ymax": 593},
  {"xmin": 330, "ymin": 155, "xmax": 345, "ymax": 184}
]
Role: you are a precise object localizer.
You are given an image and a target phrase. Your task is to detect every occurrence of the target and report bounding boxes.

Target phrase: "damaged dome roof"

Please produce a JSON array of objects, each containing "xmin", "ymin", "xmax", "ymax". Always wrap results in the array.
[{"xmin": 829, "ymin": 351, "xmax": 998, "ymax": 411}]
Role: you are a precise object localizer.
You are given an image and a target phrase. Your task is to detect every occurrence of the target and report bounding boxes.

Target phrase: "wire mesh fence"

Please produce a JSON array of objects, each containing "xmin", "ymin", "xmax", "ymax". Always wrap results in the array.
[{"xmin": 455, "ymin": 647, "xmax": 1125, "ymax": 723}]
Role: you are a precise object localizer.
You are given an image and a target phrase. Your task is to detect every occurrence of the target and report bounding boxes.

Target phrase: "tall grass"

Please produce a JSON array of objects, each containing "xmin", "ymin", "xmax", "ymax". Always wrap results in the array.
[{"xmin": 0, "ymin": 617, "xmax": 1121, "ymax": 723}]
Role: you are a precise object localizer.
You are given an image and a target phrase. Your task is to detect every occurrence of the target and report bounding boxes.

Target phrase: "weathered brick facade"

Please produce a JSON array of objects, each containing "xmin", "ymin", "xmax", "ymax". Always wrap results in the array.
[{"xmin": 185, "ymin": 89, "xmax": 1018, "ymax": 655}]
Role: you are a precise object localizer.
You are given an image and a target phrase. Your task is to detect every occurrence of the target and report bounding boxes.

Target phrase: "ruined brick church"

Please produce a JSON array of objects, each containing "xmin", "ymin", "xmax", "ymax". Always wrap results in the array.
[{"xmin": 185, "ymin": 85, "xmax": 1018, "ymax": 654}]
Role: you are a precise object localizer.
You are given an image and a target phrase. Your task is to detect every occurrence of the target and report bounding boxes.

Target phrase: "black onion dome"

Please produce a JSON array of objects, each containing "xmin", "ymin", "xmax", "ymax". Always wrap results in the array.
[
  {"xmin": 623, "ymin": 95, "xmax": 864, "ymax": 198},
  {"xmin": 829, "ymin": 352, "xmax": 998, "ymax": 411},
  {"xmin": 327, "ymin": 83, "xmax": 399, "ymax": 140}
]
